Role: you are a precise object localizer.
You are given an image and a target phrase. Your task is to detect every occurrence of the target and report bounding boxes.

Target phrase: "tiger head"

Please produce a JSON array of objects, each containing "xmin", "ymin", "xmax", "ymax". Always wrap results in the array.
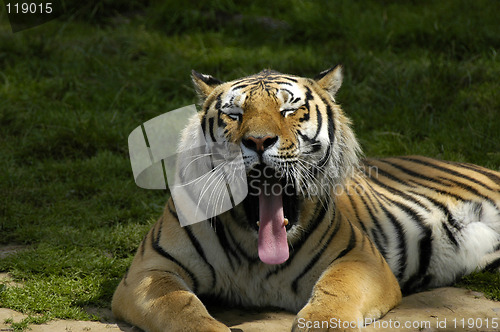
[{"xmin": 190, "ymin": 67, "xmax": 360, "ymax": 264}]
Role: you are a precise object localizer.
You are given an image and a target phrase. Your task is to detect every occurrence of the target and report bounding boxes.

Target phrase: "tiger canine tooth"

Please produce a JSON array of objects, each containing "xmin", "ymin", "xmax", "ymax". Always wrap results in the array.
[
  {"xmin": 283, "ymin": 218, "xmax": 289, "ymax": 226},
  {"xmin": 256, "ymin": 221, "xmax": 260, "ymax": 227}
]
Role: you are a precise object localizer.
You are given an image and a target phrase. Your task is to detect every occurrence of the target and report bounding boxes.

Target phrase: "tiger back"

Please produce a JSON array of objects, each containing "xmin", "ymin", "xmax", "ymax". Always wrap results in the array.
[{"xmin": 112, "ymin": 67, "xmax": 500, "ymax": 332}]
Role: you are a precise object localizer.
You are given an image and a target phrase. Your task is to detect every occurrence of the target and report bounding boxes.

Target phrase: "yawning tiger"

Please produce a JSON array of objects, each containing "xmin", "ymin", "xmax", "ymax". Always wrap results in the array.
[{"xmin": 112, "ymin": 67, "xmax": 500, "ymax": 332}]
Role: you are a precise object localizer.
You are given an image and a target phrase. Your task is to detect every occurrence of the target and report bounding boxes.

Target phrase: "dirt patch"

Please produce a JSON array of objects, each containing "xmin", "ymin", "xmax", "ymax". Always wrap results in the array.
[
  {"xmin": 0, "ymin": 244, "xmax": 28, "ymax": 259},
  {"xmin": 363, "ymin": 288, "xmax": 500, "ymax": 332},
  {"xmin": 1, "ymin": 287, "xmax": 499, "ymax": 331},
  {"xmin": 208, "ymin": 287, "xmax": 500, "ymax": 332},
  {"xmin": 0, "ymin": 245, "xmax": 28, "ymax": 290},
  {"xmin": 0, "ymin": 308, "xmax": 141, "ymax": 332},
  {"xmin": 0, "ymin": 273, "xmax": 23, "ymax": 288}
]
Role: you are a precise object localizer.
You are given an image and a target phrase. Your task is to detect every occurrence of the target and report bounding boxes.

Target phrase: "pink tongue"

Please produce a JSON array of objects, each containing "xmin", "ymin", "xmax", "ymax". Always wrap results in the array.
[{"xmin": 258, "ymin": 184, "xmax": 289, "ymax": 265}]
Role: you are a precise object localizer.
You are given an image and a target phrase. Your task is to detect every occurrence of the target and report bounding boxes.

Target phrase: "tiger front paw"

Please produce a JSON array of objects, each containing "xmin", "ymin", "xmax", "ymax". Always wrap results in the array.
[
  {"xmin": 159, "ymin": 304, "xmax": 231, "ymax": 332},
  {"xmin": 184, "ymin": 316, "xmax": 231, "ymax": 332},
  {"xmin": 291, "ymin": 304, "xmax": 362, "ymax": 332}
]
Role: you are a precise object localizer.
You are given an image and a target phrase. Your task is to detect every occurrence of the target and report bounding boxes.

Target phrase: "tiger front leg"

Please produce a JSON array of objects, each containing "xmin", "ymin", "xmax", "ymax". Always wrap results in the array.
[
  {"xmin": 291, "ymin": 258, "xmax": 401, "ymax": 332},
  {"xmin": 112, "ymin": 269, "xmax": 230, "ymax": 332}
]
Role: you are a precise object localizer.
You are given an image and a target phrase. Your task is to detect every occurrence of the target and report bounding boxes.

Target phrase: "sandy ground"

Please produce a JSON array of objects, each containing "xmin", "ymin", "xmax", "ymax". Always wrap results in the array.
[
  {"xmin": 1, "ymin": 245, "xmax": 499, "ymax": 331},
  {"xmin": 1, "ymin": 287, "xmax": 500, "ymax": 331}
]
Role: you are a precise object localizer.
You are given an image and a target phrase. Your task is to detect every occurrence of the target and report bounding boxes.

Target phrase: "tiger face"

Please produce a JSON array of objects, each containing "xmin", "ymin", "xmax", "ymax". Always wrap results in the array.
[{"xmin": 191, "ymin": 67, "xmax": 360, "ymax": 264}]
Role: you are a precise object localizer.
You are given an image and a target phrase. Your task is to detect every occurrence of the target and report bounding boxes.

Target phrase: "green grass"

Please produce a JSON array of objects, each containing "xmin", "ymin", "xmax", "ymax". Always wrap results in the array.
[
  {"xmin": 457, "ymin": 271, "xmax": 500, "ymax": 302},
  {"xmin": 1, "ymin": 0, "xmax": 500, "ymax": 329}
]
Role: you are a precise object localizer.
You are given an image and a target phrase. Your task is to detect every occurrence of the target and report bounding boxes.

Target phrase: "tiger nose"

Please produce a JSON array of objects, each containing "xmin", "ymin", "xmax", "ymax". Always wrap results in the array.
[{"xmin": 242, "ymin": 135, "xmax": 278, "ymax": 153}]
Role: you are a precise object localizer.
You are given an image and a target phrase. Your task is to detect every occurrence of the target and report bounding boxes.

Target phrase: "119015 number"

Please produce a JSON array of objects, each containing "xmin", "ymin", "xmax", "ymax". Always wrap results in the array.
[{"xmin": 6, "ymin": 2, "xmax": 53, "ymax": 14}]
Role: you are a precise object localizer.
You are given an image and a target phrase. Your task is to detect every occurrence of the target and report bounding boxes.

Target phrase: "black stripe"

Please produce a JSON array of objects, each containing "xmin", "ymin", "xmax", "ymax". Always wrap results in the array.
[
  {"xmin": 334, "ymin": 222, "xmax": 357, "ymax": 260},
  {"xmin": 440, "ymin": 176, "xmax": 496, "ymax": 204},
  {"xmin": 368, "ymin": 167, "xmax": 431, "ymax": 213},
  {"xmin": 397, "ymin": 217, "xmax": 433, "ymax": 293},
  {"xmin": 291, "ymin": 215, "xmax": 345, "ymax": 293},
  {"xmin": 291, "ymin": 220, "xmax": 358, "ymax": 295},
  {"xmin": 358, "ymin": 178, "xmax": 382, "ymax": 213},
  {"xmin": 353, "ymin": 180, "xmax": 388, "ymax": 258},
  {"xmin": 410, "ymin": 180, "xmax": 467, "ymax": 202},
  {"xmin": 208, "ymin": 117, "xmax": 217, "ymax": 142},
  {"xmin": 215, "ymin": 91, "xmax": 223, "ymax": 110},
  {"xmin": 351, "ymin": 179, "xmax": 389, "ymax": 255},
  {"xmin": 363, "ymin": 180, "xmax": 393, "ymax": 206},
  {"xmin": 401, "ymin": 157, "xmax": 496, "ymax": 192},
  {"xmin": 316, "ymin": 94, "xmax": 335, "ymax": 144},
  {"xmin": 453, "ymin": 162, "xmax": 500, "ymax": 184},
  {"xmin": 304, "ymin": 86, "xmax": 314, "ymax": 101},
  {"xmin": 298, "ymin": 131, "xmax": 321, "ymax": 153},
  {"xmin": 291, "ymin": 197, "xmax": 331, "ymax": 250},
  {"xmin": 297, "ymin": 106, "xmax": 310, "ymax": 122},
  {"xmin": 381, "ymin": 160, "xmax": 468, "ymax": 201},
  {"xmin": 326, "ymin": 106, "xmax": 335, "ymax": 145},
  {"xmin": 217, "ymin": 109, "xmax": 227, "ymax": 130},
  {"xmin": 200, "ymin": 112, "xmax": 207, "ymax": 137},
  {"xmin": 152, "ymin": 218, "xmax": 199, "ymax": 293},
  {"xmin": 369, "ymin": 230, "xmax": 385, "ymax": 259},
  {"xmin": 271, "ymin": 80, "xmax": 294, "ymax": 86},
  {"xmin": 367, "ymin": 236, "xmax": 379, "ymax": 257},
  {"xmin": 442, "ymin": 223, "xmax": 459, "ymax": 247},
  {"xmin": 231, "ymin": 83, "xmax": 249, "ymax": 91},
  {"xmin": 366, "ymin": 183, "xmax": 434, "ymax": 290},
  {"xmin": 364, "ymin": 161, "xmax": 416, "ymax": 189},
  {"xmin": 378, "ymin": 204, "xmax": 407, "ymax": 280},
  {"xmin": 347, "ymin": 194, "xmax": 368, "ymax": 234},
  {"xmin": 380, "ymin": 159, "xmax": 452, "ymax": 187},
  {"xmin": 279, "ymin": 88, "xmax": 295, "ymax": 100},
  {"xmin": 281, "ymin": 76, "xmax": 299, "ymax": 83},
  {"xmin": 184, "ymin": 226, "xmax": 217, "ymax": 289},
  {"xmin": 312, "ymin": 105, "xmax": 323, "ymax": 140},
  {"xmin": 407, "ymin": 190, "xmax": 461, "ymax": 247},
  {"xmin": 315, "ymin": 208, "xmax": 337, "ymax": 249},
  {"xmin": 316, "ymin": 145, "xmax": 330, "ymax": 170},
  {"xmin": 388, "ymin": 198, "xmax": 433, "ymax": 283},
  {"xmin": 201, "ymin": 90, "xmax": 222, "ymax": 126},
  {"xmin": 225, "ymin": 223, "xmax": 260, "ymax": 264},
  {"xmin": 213, "ymin": 218, "xmax": 240, "ymax": 269},
  {"xmin": 407, "ymin": 191, "xmax": 461, "ymax": 229}
]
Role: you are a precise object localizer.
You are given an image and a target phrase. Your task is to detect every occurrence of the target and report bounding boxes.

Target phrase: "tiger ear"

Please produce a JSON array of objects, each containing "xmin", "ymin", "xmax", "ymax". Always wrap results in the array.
[
  {"xmin": 191, "ymin": 70, "xmax": 223, "ymax": 100},
  {"xmin": 314, "ymin": 65, "xmax": 343, "ymax": 97}
]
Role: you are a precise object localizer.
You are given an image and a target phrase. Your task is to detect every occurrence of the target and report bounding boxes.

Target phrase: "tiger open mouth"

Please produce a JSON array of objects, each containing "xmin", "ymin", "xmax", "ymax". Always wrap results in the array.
[{"xmin": 243, "ymin": 164, "xmax": 299, "ymax": 265}]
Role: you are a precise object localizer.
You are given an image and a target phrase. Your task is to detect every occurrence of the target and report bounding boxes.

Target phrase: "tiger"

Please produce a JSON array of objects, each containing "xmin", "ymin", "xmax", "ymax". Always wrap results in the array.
[{"xmin": 112, "ymin": 67, "xmax": 500, "ymax": 332}]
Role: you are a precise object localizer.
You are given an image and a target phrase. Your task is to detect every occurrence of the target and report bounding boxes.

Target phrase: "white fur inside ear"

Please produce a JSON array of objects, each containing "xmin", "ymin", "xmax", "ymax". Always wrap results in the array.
[
  {"xmin": 317, "ymin": 66, "xmax": 343, "ymax": 97},
  {"xmin": 200, "ymin": 73, "xmax": 211, "ymax": 80},
  {"xmin": 192, "ymin": 70, "xmax": 222, "ymax": 100}
]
